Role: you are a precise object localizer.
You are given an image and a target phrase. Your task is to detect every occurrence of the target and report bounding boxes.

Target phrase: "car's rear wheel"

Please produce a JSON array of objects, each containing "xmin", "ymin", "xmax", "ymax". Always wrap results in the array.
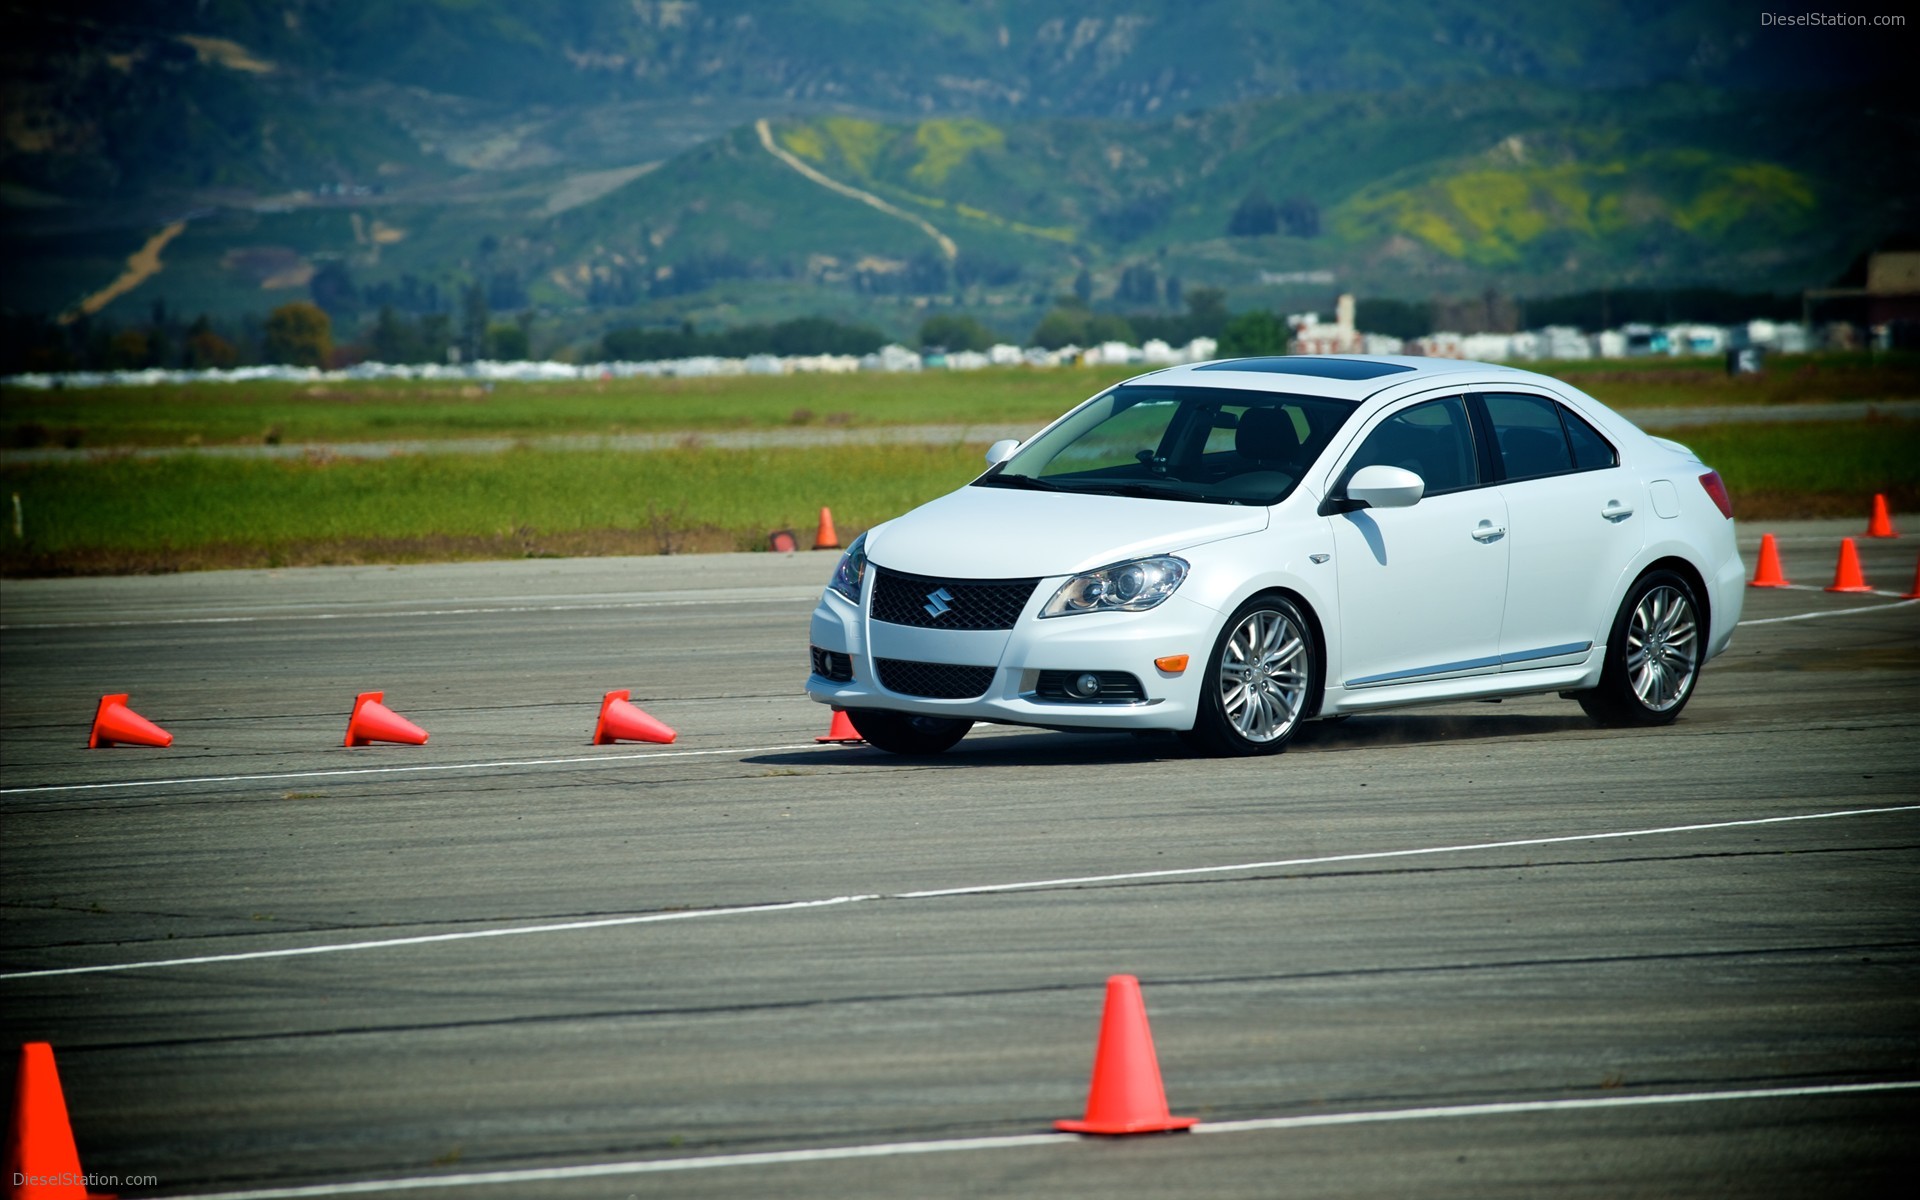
[
  {"xmin": 1577, "ymin": 568, "xmax": 1703, "ymax": 726},
  {"xmin": 845, "ymin": 708, "xmax": 973, "ymax": 755},
  {"xmin": 1181, "ymin": 593, "xmax": 1318, "ymax": 757}
]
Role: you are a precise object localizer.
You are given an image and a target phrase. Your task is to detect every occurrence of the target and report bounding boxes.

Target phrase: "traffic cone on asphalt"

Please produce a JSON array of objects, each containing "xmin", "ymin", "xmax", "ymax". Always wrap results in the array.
[
  {"xmin": 592, "ymin": 689, "xmax": 676, "ymax": 745},
  {"xmin": 1747, "ymin": 534, "xmax": 1790, "ymax": 588},
  {"xmin": 1824, "ymin": 538, "xmax": 1873, "ymax": 594},
  {"xmin": 815, "ymin": 709, "xmax": 863, "ymax": 744},
  {"xmin": 86, "ymin": 693, "xmax": 173, "ymax": 749},
  {"xmin": 4, "ymin": 1043, "xmax": 107, "ymax": 1199},
  {"xmin": 1903, "ymin": 557, "xmax": 1920, "ymax": 600},
  {"xmin": 1055, "ymin": 975, "xmax": 1199, "ymax": 1136},
  {"xmin": 813, "ymin": 507, "xmax": 840, "ymax": 552},
  {"xmin": 1866, "ymin": 493, "xmax": 1899, "ymax": 538},
  {"xmin": 343, "ymin": 691, "xmax": 429, "ymax": 747}
]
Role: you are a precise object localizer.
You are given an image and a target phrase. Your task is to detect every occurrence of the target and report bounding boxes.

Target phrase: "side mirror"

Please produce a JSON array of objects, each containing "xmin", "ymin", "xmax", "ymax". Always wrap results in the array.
[
  {"xmin": 1345, "ymin": 464, "xmax": 1425, "ymax": 509},
  {"xmin": 985, "ymin": 438, "xmax": 1021, "ymax": 466}
]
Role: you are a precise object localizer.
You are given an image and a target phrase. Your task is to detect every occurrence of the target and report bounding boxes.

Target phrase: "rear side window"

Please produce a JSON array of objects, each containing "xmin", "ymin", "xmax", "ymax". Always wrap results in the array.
[
  {"xmin": 1562, "ymin": 406, "xmax": 1619, "ymax": 471},
  {"xmin": 1481, "ymin": 392, "xmax": 1619, "ymax": 480},
  {"xmin": 1343, "ymin": 397, "xmax": 1478, "ymax": 495},
  {"xmin": 1484, "ymin": 393, "xmax": 1573, "ymax": 481}
]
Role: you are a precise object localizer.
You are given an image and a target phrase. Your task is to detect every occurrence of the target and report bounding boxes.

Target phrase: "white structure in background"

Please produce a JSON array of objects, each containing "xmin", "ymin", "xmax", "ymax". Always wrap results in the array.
[
  {"xmin": 1288, "ymin": 293, "xmax": 1363, "ymax": 355},
  {"xmin": 860, "ymin": 344, "xmax": 923, "ymax": 372},
  {"xmin": 0, "ymin": 311, "xmax": 1826, "ymax": 390}
]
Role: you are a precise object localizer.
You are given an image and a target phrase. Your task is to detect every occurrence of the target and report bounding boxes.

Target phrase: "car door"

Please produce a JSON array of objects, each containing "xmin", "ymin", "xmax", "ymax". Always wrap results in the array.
[
  {"xmin": 1328, "ymin": 395, "xmax": 1510, "ymax": 689},
  {"xmin": 1478, "ymin": 392, "xmax": 1645, "ymax": 671}
]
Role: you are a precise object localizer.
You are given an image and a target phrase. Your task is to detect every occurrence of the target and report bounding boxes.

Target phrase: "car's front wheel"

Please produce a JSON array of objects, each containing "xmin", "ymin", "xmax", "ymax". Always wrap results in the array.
[
  {"xmin": 1181, "ymin": 593, "xmax": 1319, "ymax": 757},
  {"xmin": 845, "ymin": 708, "xmax": 974, "ymax": 755},
  {"xmin": 1577, "ymin": 568, "xmax": 1704, "ymax": 726}
]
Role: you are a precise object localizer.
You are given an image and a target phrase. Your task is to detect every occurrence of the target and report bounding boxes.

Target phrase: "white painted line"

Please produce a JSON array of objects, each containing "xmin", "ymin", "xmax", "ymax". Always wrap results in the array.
[
  {"xmin": 0, "ymin": 741, "xmax": 829, "ymax": 796},
  {"xmin": 5, "ymin": 804, "xmax": 1914, "ymax": 982},
  {"xmin": 1738, "ymin": 597, "xmax": 1917, "ymax": 625},
  {"xmin": 158, "ymin": 1080, "xmax": 1920, "ymax": 1199},
  {"xmin": 0, "ymin": 895, "xmax": 879, "ymax": 981},
  {"xmin": 892, "ymin": 805, "xmax": 1920, "ymax": 899},
  {"xmin": 0, "ymin": 593, "xmax": 815, "ymax": 631}
]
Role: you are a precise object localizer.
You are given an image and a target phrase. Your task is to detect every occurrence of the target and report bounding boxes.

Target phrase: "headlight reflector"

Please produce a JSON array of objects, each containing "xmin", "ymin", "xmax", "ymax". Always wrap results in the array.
[
  {"xmin": 1042, "ymin": 555, "xmax": 1188, "ymax": 617},
  {"xmin": 827, "ymin": 532, "xmax": 868, "ymax": 604}
]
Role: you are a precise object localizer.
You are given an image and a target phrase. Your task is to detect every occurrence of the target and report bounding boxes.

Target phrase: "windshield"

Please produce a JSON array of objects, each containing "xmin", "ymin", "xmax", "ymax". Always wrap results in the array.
[{"xmin": 975, "ymin": 384, "xmax": 1358, "ymax": 506}]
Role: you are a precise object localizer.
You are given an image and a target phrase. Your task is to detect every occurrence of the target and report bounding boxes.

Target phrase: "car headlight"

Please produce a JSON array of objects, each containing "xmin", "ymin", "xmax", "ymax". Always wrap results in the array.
[
  {"xmin": 1042, "ymin": 555, "xmax": 1188, "ymax": 617},
  {"xmin": 827, "ymin": 532, "xmax": 868, "ymax": 604}
]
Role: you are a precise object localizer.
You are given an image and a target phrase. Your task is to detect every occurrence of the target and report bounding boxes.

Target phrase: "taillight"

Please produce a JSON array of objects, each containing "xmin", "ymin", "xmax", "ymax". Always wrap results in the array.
[{"xmin": 1699, "ymin": 471, "xmax": 1733, "ymax": 519}]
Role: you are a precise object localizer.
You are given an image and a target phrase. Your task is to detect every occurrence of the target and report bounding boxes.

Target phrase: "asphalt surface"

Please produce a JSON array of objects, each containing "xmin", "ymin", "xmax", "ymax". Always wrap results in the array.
[{"xmin": 2, "ymin": 519, "xmax": 1917, "ymax": 1198}]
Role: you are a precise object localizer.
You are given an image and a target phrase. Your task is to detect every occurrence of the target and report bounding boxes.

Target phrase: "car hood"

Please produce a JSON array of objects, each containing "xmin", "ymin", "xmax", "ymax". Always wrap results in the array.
[{"xmin": 866, "ymin": 484, "xmax": 1269, "ymax": 578}]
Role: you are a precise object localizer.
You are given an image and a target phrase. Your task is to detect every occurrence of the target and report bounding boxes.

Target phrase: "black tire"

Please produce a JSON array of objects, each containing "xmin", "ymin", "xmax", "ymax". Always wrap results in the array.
[
  {"xmin": 1180, "ymin": 593, "xmax": 1320, "ymax": 757},
  {"xmin": 1577, "ymin": 568, "xmax": 1704, "ymax": 727},
  {"xmin": 845, "ymin": 708, "xmax": 973, "ymax": 756}
]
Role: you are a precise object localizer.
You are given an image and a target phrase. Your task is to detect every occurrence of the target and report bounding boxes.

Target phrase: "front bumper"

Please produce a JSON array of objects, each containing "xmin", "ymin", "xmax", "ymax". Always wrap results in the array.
[{"xmin": 804, "ymin": 583, "xmax": 1222, "ymax": 732}]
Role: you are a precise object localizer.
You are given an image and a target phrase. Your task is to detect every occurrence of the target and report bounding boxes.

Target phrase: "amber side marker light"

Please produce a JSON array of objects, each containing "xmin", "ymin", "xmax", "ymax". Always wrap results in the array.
[{"xmin": 1154, "ymin": 655, "xmax": 1190, "ymax": 673}]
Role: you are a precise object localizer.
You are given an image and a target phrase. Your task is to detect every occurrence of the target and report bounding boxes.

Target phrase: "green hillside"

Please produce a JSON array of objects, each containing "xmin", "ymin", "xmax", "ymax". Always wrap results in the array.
[{"xmin": 3, "ymin": 3, "xmax": 1914, "ymax": 352}]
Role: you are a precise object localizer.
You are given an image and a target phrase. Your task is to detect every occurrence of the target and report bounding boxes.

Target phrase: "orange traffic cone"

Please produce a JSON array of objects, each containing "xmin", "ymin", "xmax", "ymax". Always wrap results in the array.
[
  {"xmin": 1866, "ymin": 493, "xmax": 1899, "ymax": 538},
  {"xmin": 1903, "ymin": 556, "xmax": 1920, "ymax": 600},
  {"xmin": 1824, "ymin": 538, "xmax": 1873, "ymax": 594},
  {"xmin": 343, "ymin": 691, "xmax": 429, "ymax": 747},
  {"xmin": 815, "ymin": 709, "xmax": 864, "ymax": 744},
  {"xmin": 813, "ymin": 507, "xmax": 840, "ymax": 552},
  {"xmin": 87, "ymin": 693, "xmax": 172, "ymax": 749},
  {"xmin": 1055, "ymin": 975, "xmax": 1198, "ymax": 1136},
  {"xmin": 4, "ymin": 1043, "xmax": 109, "ymax": 1199},
  {"xmin": 1747, "ymin": 533, "xmax": 1790, "ymax": 588},
  {"xmin": 592, "ymin": 689, "xmax": 676, "ymax": 745}
]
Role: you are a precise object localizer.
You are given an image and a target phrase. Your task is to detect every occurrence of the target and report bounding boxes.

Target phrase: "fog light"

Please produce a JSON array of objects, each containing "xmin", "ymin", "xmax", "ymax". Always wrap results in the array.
[{"xmin": 1068, "ymin": 672, "xmax": 1103, "ymax": 698}]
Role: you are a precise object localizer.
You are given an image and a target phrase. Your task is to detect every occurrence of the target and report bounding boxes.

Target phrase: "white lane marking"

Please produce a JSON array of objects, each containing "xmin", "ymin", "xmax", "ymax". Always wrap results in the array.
[
  {"xmin": 156, "ymin": 1080, "xmax": 1920, "ymax": 1199},
  {"xmin": 0, "ymin": 742, "xmax": 829, "ymax": 796},
  {"xmin": 892, "ymin": 805, "xmax": 1920, "ymax": 898},
  {"xmin": 0, "ymin": 895, "xmax": 880, "ymax": 981},
  {"xmin": 0, "ymin": 593, "xmax": 815, "ymax": 631},
  {"xmin": 5, "ymin": 804, "xmax": 1914, "ymax": 982},
  {"xmin": 1738, "ymin": 597, "xmax": 1917, "ymax": 625}
]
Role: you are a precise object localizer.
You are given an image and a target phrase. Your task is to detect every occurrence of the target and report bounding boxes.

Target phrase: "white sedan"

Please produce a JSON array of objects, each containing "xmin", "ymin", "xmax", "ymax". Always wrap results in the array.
[{"xmin": 806, "ymin": 355, "xmax": 1743, "ymax": 756}]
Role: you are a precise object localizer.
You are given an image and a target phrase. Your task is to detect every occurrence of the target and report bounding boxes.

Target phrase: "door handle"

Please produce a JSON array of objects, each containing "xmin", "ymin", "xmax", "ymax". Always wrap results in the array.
[
  {"xmin": 1471, "ymin": 521, "xmax": 1506, "ymax": 543},
  {"xmin": 1601, "ymin": 501, "xmax": 1634, "ymax": 521}
]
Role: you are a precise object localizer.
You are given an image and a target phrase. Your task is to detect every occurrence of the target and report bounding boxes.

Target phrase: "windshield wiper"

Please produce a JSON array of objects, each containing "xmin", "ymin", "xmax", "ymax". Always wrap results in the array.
[
  {"xmin": 977, "ymin": 473, "xmax": 1069, "ymax": 492},
  {"xmin": 1102, "ymin": 482, "xmax": 1247, "ymax": 505}
]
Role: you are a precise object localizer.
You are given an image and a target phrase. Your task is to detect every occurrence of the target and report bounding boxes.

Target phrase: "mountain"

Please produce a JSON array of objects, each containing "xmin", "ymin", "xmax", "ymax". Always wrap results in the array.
[{"xmin": 2, "ymin": 1, "xmax": 1915, "ymax": 344}]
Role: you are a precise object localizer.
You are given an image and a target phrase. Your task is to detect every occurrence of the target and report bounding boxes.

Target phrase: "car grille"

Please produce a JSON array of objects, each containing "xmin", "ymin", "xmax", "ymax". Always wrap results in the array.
[
  {"xmin": 870, "ymin": 568, "xmax": 1039, "ymax": 631},
  {"xmin": 809, "ymin": 646, "xmax": 854, "ymax": 683},
  {"xmin": 874, "ymin": 658, "xmax": 997, "ymax": 700},
  {"xmin": 1033, "ymin": 670, "xmax": 1146, "ymax": 702}
]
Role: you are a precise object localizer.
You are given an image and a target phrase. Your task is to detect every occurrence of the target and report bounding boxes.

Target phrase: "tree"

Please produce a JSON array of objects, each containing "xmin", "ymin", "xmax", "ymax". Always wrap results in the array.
[
  {"xmin": 1184, "ymin": 287, "xmax": 1230, "ymax": 334},
  {"xmin": 1228, "ymin": 191, "xmax": 1280, "ymax": 237},
  {"xmin": 459, "ymin": 283, "xmax": 489, "ymax": 361},
  {"xmin": 486, "ymin": 322, "xmax": 529, "ymax": 361},
  {"xmin": 1072, "ymin": 269, "xmax": 1094, "ymax": 306},
  {"xmin": 1278, "ymin": 196, "xmax": 1321, "ymax": 238},
  {"xmin": 263, "ymin": 302, "xmax": 332, "ymax": 367},
  {"xmin": 918, "ymin": 313, "xmax": 997, "ymax": 352},
  {"xmin": 185, "ymin": 314, "xmax": 239, "ymax": 369},
  {"xmin": 1217, "ymin": 310, "xmax": 1289, "ymax": 357}
]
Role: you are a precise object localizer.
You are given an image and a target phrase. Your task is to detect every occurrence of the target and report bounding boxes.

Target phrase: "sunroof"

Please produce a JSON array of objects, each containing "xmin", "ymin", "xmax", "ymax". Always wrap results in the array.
[{"xmin": 1195, "ymin": 356, "xmax": 1415, "ymax": 381}]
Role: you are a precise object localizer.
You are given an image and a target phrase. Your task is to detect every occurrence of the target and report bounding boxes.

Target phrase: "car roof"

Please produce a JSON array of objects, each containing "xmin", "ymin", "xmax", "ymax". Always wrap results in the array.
[{"xmin": 1134, "ymin": 355, "xmax": 1537, "ymax": 403}]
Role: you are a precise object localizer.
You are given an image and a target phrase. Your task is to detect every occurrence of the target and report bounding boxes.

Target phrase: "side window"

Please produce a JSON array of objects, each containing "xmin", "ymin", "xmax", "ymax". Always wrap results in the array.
[
  {"xmin": 1344, "ymin": 397, "xmax": 1478, "ymax": 495},
  {"xmin": 1561, "ymin": 405, "xmax": 1619, "ymax": 471},
  {"xmin": 1483, "ymin": 393, "xmax": 1574, "ymax": 482}
]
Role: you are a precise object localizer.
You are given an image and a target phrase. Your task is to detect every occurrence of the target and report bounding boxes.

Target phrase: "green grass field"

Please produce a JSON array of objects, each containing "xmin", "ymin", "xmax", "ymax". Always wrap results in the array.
[
  {"xmin": 5, "ymin": 354, "xmax": 1916, "ymax": 451},
  {"xmin": 3, "ymin": 418, "xmax": 1914, "ymax": 575}
]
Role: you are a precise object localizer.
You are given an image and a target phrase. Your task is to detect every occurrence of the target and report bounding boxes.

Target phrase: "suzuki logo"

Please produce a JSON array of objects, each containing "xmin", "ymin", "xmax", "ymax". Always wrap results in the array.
[{"xmin": 923, "ymin": 587, "xmax": 955, "ymax": 618}]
